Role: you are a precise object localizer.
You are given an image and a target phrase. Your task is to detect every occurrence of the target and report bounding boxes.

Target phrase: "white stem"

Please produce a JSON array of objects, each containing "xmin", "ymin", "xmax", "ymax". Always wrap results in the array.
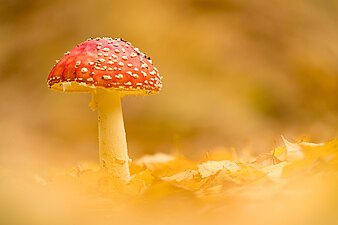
[{"xmin": 95, "ymin": 88, "xmax": 130, "ymax": 182}]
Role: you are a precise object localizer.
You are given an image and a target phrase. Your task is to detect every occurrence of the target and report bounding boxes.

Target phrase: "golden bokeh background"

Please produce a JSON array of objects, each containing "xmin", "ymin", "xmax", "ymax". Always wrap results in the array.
[
  {"xmin": 0, "ymin": 0, "xmax": 338, "ymax": 224},
  {"xmin": 1, "ymin": 0, "xmax": 337, "ymax": 168}
]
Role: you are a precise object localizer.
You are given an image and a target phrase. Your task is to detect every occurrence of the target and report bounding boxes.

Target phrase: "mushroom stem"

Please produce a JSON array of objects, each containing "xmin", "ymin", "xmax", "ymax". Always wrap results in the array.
[{"xmin": 95, "ymin": 88, "xmax": 131, "ymax": 182}]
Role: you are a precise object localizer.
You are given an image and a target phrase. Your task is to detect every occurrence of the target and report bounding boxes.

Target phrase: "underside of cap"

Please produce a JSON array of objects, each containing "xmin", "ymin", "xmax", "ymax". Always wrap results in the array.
[{"xmin": 49, "ymin": 81, "xmax": 159, "ymax": 96}]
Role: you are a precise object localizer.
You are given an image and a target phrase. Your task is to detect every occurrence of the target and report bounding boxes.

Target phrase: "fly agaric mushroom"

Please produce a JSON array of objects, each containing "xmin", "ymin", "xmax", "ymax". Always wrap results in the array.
[{"xmin": 47, "ymin": 37, "xmax": 162, "ymax": 182}]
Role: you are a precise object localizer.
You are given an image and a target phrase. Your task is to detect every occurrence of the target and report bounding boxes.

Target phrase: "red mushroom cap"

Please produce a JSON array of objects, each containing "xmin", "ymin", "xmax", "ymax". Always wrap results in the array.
[{"xmin": 47, "ymin": 37, "xmax": 162, "ymax": 95}]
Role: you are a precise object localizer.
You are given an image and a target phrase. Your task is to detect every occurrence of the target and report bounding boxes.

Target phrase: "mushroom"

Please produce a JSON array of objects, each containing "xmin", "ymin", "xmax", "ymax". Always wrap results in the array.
[{"xmin": 47, "ymin": 37, "xmax": 162, "ymax": 182}]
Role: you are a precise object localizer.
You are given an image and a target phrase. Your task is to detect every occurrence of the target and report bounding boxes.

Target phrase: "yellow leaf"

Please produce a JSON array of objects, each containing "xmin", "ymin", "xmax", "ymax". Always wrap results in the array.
[
  {"xmin": 260, "ymin": 162, "xmax": 289, "ymax": 179},
  {"xmin": 198, "ymin": 160, "xmax": 240, "ymax": 178},
  {"xmin": 162, "ymin": 170, "xmax": 199, "ymax": 183},
  {"xmin": 282, "ymin": 136, "xmax": 304, "ymax": 161},
  {"xmin": 135, "ymin": 153, "xmax": 197, "ymax": 178},
  {"xmin": 232, "ymin": 163, "xmax": 266, "ymax": 183},
  {"xmin": 162, "ymin": 169, "xmax": 206, "ymax": 191},
  {"xmin": 127, "ymin": 170, "xmax": 154, "ymax": 195},
  {"xmin": 273, "ymin": 146, "xmax": 287, "ymax": 162}
]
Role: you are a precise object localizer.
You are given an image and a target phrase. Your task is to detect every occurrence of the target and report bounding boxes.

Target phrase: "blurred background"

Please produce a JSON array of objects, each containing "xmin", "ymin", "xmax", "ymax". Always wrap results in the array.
[{"xmin": 0, "ymin": 0, "xmax": 337, "ymax": 169}]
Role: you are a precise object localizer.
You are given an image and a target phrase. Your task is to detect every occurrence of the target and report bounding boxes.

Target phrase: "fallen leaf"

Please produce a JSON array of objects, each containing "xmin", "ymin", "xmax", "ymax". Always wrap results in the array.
[
  {"xmin": 260, "ymin": 162, "xmax": 289, "ymax": 179},
  {"xmin": 198, "ymin": 160, "xmax": 241, "ymax": 178},
  {"xmin": 282, "ymin": 136, "xmax": 304, "ymax": 161}
]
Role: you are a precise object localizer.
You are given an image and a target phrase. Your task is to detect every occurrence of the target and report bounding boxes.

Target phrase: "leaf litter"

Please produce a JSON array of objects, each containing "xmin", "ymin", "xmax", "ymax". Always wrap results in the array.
[
  {"xmin": 2, "ymin": 138, "xmax": 338, "ymax": 225},
  {"xmin": 50, "ymin": 138, "xmax": 337, "ymax": 203}
]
